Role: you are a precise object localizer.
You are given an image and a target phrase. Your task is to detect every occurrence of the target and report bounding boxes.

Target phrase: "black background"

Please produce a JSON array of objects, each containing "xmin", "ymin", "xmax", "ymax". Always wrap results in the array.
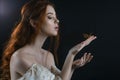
[{"xmin": 0, "ymin": 0, "xmax": 120, "ymax": 80}]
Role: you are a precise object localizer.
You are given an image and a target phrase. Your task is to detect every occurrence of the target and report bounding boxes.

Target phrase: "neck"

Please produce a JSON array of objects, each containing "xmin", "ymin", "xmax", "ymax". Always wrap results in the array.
[{"xmin": 29, "ymin": 33, "xmax": 48, "ymax": 51}]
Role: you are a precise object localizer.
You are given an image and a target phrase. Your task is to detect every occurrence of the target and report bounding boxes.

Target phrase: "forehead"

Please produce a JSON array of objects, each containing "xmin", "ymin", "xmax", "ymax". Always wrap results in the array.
[{"xmin": 45, "ymin": 5, "xmax": 56, "ymax": 16}]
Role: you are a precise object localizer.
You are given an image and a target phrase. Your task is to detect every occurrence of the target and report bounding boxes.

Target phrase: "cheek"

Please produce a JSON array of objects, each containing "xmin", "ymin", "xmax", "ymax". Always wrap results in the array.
[
  {"xmin": 47, "ymin": 20, "xmax": 54, "ymax": 26},
  {"xmin": 41, "ymin": 22, "xmax": 54, "ymax": 34},
  {"xmin": 44, "ymin": 21, "xmax": 54, "ymax": 30},
  {"xmin": 44, "ymin": 17, "xmax": 55, "ymax": 27}
]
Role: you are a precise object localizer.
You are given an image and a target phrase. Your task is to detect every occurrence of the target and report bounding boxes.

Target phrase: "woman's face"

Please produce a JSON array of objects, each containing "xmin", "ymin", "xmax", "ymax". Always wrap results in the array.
[{"xmin": 40, "ymin": 5, "xmax": 59, "ymax": 36}]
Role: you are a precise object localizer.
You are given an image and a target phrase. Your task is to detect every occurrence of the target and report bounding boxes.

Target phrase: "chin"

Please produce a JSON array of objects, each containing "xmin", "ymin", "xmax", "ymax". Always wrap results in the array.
[
  {"xmin": 52, "ymin": 34, "xmax": 58, "ymax": 36},
  {"xmin": 49, "ymin": 32, "xmax": 58, "ymax": 36}
]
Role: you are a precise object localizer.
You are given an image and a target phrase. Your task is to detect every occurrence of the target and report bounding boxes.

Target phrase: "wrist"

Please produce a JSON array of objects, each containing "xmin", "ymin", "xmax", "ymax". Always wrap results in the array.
[{"xmin": 68, "ymin": 50, "xmax": 78, "ymax": 56}]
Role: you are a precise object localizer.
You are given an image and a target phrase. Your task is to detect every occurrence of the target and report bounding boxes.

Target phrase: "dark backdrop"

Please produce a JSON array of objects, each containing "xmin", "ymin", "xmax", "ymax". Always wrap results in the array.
[{"xmin": 0, "ymin": 0, "xmax": 120, "ymax": 80}]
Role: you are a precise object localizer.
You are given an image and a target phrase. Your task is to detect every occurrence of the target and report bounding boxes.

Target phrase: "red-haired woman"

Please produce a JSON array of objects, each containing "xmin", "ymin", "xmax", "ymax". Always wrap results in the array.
[{"xmin": 1, "ymin": 0, "xmax": 96, "ymax": 80}]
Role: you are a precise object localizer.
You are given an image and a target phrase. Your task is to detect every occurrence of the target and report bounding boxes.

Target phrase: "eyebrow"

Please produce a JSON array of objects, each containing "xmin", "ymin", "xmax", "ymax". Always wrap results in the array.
[
  {"xmin": 47, "ymin": 12, "xmax": 54, "ymax": 15},
  {"xmin": 47, "ymin": 12, "xmax": 57, "ymax": 18}
]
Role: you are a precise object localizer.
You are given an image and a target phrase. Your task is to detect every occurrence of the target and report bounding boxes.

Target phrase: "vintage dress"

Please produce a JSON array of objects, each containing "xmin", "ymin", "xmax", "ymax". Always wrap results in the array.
[{"xmin": 17, "ymin": 64, "xmax": 62, "ymax": 80}]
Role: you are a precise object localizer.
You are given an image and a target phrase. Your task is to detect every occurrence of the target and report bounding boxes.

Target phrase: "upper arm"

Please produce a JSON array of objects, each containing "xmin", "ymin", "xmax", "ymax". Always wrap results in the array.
[
  {"xmin": 47, "ymin": 52, "xmax": 61, "ymax": 75},
  {"xmin": 10, "ymin": 52, "xmax": 30, "ymax": 80},
  {"xmin": 10, "ymin": 53, "xmax": 22, "ymax": 80},
  {"xmin": 47, "ymin": 52, "xmax": 56, "ymax": 67}
]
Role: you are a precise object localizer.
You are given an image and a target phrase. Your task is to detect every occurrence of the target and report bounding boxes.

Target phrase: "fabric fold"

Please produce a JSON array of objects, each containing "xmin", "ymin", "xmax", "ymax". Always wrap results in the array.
[{"xmin": 17, "ymin": 64, "xmax": 61, "ymax": 80}]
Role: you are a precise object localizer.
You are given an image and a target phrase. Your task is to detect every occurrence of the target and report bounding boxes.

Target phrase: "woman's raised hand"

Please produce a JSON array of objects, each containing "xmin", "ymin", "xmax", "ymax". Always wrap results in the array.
[{"xmin": 69, "ymin": 35, "xmax": 97, "ymax": 56}]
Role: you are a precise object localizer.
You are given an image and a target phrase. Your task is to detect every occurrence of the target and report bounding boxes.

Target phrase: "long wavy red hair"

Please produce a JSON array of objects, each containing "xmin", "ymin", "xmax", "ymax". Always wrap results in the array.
[{"xmin": 0, "ymin": 0, "xmax": 59, "ymax": 79}]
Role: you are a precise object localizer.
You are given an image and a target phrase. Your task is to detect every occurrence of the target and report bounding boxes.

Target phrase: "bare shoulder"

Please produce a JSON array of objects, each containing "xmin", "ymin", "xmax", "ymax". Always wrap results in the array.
[
  {"xmin": 42, "ymin": 49, "xmax": 61, "ymax": 74},
  {"xmin": 10, "ymin": 48, "xmax": 34, "ymax": 76},
  {"xmin": 10, "ymin": 50, "xmax": 22, "ymax": 68},
  {"xmin": 42, "ymin": 49, "xmax": 54, "ymax": 59},
  {"xmin": 42, "ymin": 49, "xmax": 55, "ymax": 67},
  {"xmin": 10, "ymin": 52, "xmax": 18, "ymax": 74},
  {"xmin": 10, "ymin": 49, "xmax": 26, "ymax": 79},
  {"xmin": 10, "ymin": 48, "xmax": 30, "ymax": 66}
]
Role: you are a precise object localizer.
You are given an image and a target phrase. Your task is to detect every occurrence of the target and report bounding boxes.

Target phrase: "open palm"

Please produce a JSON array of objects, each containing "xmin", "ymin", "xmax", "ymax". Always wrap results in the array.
[
  {"xmin": 72, "ymin": 52, "xmax": 93, "ymax": 69},
  {"xmin": 69, "ymin": 35, "xmax": 97, "ymax": 55}
]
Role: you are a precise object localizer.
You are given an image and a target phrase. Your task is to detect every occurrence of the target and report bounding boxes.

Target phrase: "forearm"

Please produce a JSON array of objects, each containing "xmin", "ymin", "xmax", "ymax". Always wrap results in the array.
[
  {"xmin": 59, "ymin": 35, "xmax": 96, "ymax": 80},
  {"xmin": 68, "ymin": 68, "xmax": 75, "ymax": 80},
  {"xmin": 60, "ymin": 53, "xmax": 75, "ymax": 80}
]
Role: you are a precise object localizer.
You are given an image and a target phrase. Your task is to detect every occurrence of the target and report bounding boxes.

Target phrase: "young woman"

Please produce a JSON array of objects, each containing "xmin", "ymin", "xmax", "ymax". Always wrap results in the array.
[{"xmin": 1, "ymin": 0, "xmax": 97, "ymax": 80}]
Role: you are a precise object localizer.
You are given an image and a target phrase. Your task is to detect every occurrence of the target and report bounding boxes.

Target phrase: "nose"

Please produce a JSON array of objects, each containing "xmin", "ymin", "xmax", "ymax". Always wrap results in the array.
[
  {"xmin": 56, "ymin": 19, "xmax": 59, "ymax": 23},
  {"xmin": 54, "ymin": 19, "xmax": 59, "ymax": 24}
]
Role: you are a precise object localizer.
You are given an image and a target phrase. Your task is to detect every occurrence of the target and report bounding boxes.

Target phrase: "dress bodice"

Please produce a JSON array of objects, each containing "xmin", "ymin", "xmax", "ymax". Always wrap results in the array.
[{"xmin": 17, "ymin": 64, "xmax": 61, "ymax": 80}]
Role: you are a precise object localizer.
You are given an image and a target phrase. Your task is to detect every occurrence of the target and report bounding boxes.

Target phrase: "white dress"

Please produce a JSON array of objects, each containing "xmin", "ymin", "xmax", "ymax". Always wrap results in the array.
[{"xmin": 17, "ymin": 64, "xmax": 62, "ymax": 80}]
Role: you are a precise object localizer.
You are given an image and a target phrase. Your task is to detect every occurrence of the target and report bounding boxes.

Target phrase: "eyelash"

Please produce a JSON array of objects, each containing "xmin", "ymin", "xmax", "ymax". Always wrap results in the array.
[
  {"xmin": 47, "ymin": 16, "xmax": 59, "ymax": 24},
  {"xmin": 48, "ymin": 16, "xmax": 54, "ymax": 20}
]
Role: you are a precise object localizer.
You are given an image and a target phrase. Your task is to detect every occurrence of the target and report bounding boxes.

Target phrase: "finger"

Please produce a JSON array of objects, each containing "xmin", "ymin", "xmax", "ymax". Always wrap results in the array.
[
  {"xmin": 87, "ymin": 55, "xmax": 93, "ymax": 62},
  {"xmin": 82, "ymin": 53, "xmax": 91, "ymax": 65},
  {"xmin": 74, "ymin": 59, "xmax": 81, "ymax": 64},
  {"xmin": 79, "ymin": 59, "xmax": 85, "ymax": 67},
  {"xmin": 73, "ymin": 59, "xmax": 82, "ymax": 68},
  {"xmin": 84, "ymin": 35, "xmax": 97, "ymax": 46},
  {"xmin": 80, "ymin": 53, "xmax": 88, "ymax": 64},
  {"xmin": 73, "ymin": 58, "xmax": 82, "ymax": 66},
  {"xmin": 87, "ymin": 37, "xmax": 96, "ymax": 44},
  {"xmin": 88, "ymin": 35, "xmax": 97, "ymax": 41},
  {"xmin": 85, "ymin": 53, "xmax": 91, "ymax": 62},
  {"xmin": 89, "ymin": 35, "xmax": 97, "ymax": 39},
  {"xmin": 83, "ymin": 52, "xmax": 87, "ymax": 62},
  {"xmin": 75, "ymin": 57, "xmax": 86, "ymax": 67}
]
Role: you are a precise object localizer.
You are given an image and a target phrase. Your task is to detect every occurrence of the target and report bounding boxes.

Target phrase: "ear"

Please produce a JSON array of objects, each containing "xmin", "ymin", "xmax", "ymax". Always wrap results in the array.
[{"xmin": 30, "ymin": 19, "xmax": 37, "ymax": 28}]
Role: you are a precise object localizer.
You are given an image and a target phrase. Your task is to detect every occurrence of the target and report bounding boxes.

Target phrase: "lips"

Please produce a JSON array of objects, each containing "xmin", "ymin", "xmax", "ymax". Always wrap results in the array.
[{"xmin": 55, "ymin": 27, "xmax": 59, "ymax": 31}]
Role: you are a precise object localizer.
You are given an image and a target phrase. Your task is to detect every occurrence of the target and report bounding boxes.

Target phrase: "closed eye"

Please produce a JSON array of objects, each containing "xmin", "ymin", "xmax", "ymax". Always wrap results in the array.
[
  {"xmin": 48, "ymin": 16, "xmax": 53, "ymax": 19},
  {"xmin": 47, "ymin": 16, "xmax": 59, "ymax": 24},
  {"xmin": 48, "ymin": 16, "xmax": 57, "ymax": 21}
]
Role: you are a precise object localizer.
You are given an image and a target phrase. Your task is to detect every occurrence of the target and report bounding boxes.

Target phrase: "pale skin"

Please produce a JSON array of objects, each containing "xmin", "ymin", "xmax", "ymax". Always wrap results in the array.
[{"xmin": 10, "ymin": 5, "xmax": 97, "ymax": 80}]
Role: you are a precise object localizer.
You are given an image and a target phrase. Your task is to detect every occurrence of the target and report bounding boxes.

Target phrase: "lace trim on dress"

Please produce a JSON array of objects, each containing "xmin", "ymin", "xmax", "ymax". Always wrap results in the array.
[{"xmin": 17, "ymin": 64, "xmax": 62, "ymax": 80}]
